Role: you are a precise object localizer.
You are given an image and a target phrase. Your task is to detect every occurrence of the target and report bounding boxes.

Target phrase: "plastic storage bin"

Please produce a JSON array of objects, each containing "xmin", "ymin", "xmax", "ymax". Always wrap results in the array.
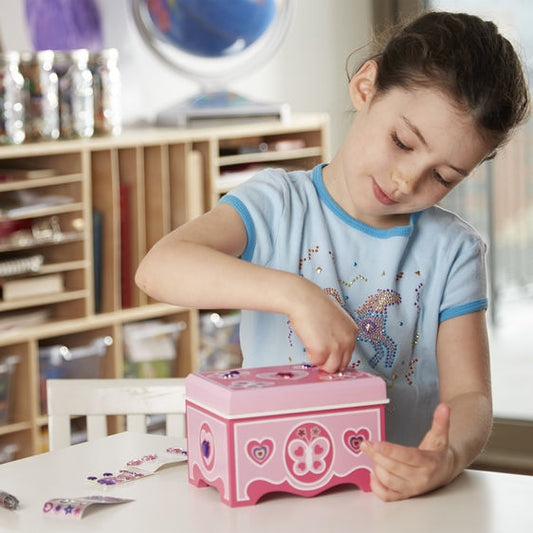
[
  {"xmin": 0, "ymin": 443, "xmax": 19, "ymax": 463},
  {"xmin": 198, "ymin": 312, "xmax": 242, "ymax": 371},
  {"xmin": 123, "ymin": 319, "xmax": 185, "ymax": 378},
  {"xmin": 38, "ymin": 336, "xmax": 112, "ymax": 413}
]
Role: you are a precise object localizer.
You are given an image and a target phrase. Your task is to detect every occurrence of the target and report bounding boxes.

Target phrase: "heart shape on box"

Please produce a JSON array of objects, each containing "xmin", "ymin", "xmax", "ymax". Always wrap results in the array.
[
  {"xmin": 200, "ymin": 423, "xmax": 215, "ymax": 470},
  {"xmin": 343, "ymin": 428, "xmax": 370, "ymax": 455},
  {"xmin": 247, "ymin": 438, "xmax": 274, "ymax": 466}
]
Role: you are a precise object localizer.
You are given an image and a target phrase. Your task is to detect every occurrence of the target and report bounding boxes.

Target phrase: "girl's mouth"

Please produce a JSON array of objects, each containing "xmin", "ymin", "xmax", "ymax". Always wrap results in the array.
[{"xmin": 372, "ymin": 179, "xmax": 398, "ymax": 205}]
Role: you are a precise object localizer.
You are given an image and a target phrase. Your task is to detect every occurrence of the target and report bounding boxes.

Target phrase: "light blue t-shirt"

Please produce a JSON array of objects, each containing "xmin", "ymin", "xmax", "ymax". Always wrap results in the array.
[{"xmin": 220, "ymin": 165, "xmax": 487, "ymax": 446}]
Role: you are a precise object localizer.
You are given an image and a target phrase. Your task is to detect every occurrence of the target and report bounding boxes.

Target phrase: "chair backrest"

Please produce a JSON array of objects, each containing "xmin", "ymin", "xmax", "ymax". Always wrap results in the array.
[{"xmin": 47, "ymin": 378, "xmax": 186, "ymax": 450}]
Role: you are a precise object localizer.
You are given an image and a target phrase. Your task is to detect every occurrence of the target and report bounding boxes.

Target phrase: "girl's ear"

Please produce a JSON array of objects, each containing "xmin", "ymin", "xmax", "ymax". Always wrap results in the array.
[{"xmin": 349, "ymin": 60, "xmax": 378, "ymax": 110}]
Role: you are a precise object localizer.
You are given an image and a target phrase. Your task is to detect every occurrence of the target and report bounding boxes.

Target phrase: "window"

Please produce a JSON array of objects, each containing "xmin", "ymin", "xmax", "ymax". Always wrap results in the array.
[{"xmin": 429, "ymin": 0, "xmax": 533, "ymax": 421}]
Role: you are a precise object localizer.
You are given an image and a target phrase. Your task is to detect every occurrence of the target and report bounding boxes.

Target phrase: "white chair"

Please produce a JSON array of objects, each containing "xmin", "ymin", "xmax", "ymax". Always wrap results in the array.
[{"xmin": 46, "ymin": 378, "xmax": 186, "ymax": 450}]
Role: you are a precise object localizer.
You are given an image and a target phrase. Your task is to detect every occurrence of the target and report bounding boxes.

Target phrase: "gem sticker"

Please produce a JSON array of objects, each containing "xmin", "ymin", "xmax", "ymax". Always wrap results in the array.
[
  {"xmin": 246, "ymin": 438, "xmax": 274, "ymax": 466},
  {"xmin": 343, "ymin": 428, "xmax": 370, "ymax": 455},
  {"xmin": 42, "ymin": 496, "xmax": 133, "ymax": 519},
  {"xmin": 86, "ymin": 470, "xmax": 150, "ymax": 485},
  {"xmin": 200, "ymin": 423, "xmax": 215, "ymax": 470},
  {"xmin": 125, "ymin": 447, "xmax": 188, "ymax": 474},
  {"xmin": 85, "ymin": 446, "xmax": 188, "ymax": 485}
]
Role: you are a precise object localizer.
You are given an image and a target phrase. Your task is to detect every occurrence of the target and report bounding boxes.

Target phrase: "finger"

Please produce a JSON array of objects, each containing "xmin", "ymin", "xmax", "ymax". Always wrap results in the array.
[
  {"xmin": 319, "ymin": 353, "xmax": 344, "ymax": 374},
  {"xmin": 322, "ymin": 351, "xmax": 352, "ymax": 373},
  {"xmin": 340, "ymin": 350, "xmax": 353, "ymax": 372},
  {"xmin": 362, "ymin": 440, "xmax": 420, "ymax": 467},
  {"xmin": 369, "ymin": 471, "xmax": 405, "ymax": 502},
  {"xmin": 419, "ymin": 403, "xmax": 451, "ymax": 451},
  {"xmin": 362, "ymin": 441, "xmax": 419, "ymax": 490},
  {"xmin": 305, "ymin": 348, "xmax": 328, "ymax": 368}
]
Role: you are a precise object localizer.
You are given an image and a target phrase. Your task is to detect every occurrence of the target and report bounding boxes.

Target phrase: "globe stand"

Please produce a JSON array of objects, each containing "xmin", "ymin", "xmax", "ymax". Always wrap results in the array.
[
  {"xmin": 131, "ymin": 0, "xmax": 295, "ymax": 129},
  {"xmin": 156, "ymin": 90, "xmax": 291, "ymax": 128}
]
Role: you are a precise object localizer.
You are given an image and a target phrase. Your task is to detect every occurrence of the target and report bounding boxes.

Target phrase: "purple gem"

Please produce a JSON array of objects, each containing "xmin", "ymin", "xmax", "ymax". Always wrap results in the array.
[
  {"xmin": 223, "ymin": 370, "xmax": 240, "ymax": 379},
  {"xmin": 97, "ymin": 477, "xmax": 117, "ymax": 485},
  {"xmin": 201, "ymin": 439, "xmax": 210, "ymax": 458}
]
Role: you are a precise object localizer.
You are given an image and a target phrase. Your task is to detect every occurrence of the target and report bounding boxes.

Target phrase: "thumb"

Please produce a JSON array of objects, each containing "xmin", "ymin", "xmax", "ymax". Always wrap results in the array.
[{"xmin": 419, "ymin": 403, "xmax": 450, "ymax": 451}]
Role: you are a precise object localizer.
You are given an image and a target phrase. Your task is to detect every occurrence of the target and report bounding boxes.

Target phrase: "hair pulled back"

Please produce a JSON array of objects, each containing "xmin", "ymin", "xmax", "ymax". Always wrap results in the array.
[{"xmin": 360, "ymin": 11, "xmax": 530, "ymax": 152}]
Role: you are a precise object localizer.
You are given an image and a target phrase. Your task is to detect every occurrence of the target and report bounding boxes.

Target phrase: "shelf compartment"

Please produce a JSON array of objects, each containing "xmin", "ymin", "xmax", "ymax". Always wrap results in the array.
[
  {"xmin": 0, "ymin": 290, "xmax": 89, "ymax": 314},
  {"xmin": 0, "ymin": 342, "xmax": 34, "ymax": 426},
  {"xmin": 0, "ymin": 151, "xmax": 83, "ymax": 181},
  {"xmin": 91, "ymin": 149, "xmax": 121, "ymax": 314},
  {"xmin": 0, "ymin": 421, "xmax": 33, "ymax": 435},
  {"xmin": 0, "ymin": 202, "xmax": 84, "ymax": 222},
  {"xmin": 217, "ymin": 146, "xmax": 323, "ymax": 167},
  {"xmin": 0, "ymin": 429, "xmax": 33, "ymax": 462},
  {"xmin": 0, "ymin": 172, "xmax": 83, "ymax": 193},
  {"xmin": 0, "ymin": 229, "xmax": 84, "ymax": 254},
  {"xmin": 143, "ymin": 144, "xmax": 172, "ymax": 250},
  {"xmin": 117, "ymin": 147, "xmax": 144, "ymax": 308}
]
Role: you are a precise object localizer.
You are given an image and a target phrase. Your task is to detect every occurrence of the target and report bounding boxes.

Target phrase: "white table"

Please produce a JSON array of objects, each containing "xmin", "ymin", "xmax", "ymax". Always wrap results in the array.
[{"xmin": 0, "ymin": 432, "xmax": 531, "ymax": 533}]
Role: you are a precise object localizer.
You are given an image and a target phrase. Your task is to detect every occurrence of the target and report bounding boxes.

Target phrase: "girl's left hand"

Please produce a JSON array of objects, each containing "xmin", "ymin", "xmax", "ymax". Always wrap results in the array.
[{"xmin": 361, "ymin": 403, "xmax": 456, "ymax": 501}]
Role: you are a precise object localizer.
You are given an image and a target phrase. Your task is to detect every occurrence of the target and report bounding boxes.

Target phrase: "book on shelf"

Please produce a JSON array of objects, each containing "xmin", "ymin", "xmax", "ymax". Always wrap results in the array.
[
  {"xmin": 1, "ymin": 273, "xmax": 64, "ymax": 301},
  {"xmin": 0, "ymin": 308, "xmax": 50, "ymax": 334},
  {"xmin": 120, "ymin": 185, "xmax": 132, "ymax": 308},
  {"xmin": 0, "ymin": 168, "xmax": 56, "ymax": 182},
  {"xmin": 0, "ymin": 254, "xmax": 43, "ymax": 277},
  {"xmin": 92, "ymin": 210, "xmax": 103, "ymax": 313},
  {"xmin": 2, "ymin": 193, "xmax": 73, "ymax": 217}
]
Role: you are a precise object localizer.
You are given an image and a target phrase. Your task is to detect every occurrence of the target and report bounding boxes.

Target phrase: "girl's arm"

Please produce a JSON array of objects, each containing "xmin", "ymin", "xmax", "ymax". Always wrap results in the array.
[
  {"xmin": 135, "ymin": 203, "xmax": 358, "ymax": 372},
  {"xmin": 361, "ymin": 310, "xmax": 492, "ymax": 501},
  {"xmin": 435, "ymin": 308, "xmax": 492, "ymax": 477}
]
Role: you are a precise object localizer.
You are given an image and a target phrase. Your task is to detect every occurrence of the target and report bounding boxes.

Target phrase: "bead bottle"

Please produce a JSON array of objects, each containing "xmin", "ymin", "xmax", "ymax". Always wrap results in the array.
[
  {"xmin": 19, "ymin": 50, "xmax": 60, "ymax": 141},
  {"xmin": 54, "ymin": 49, "xmax": 94, "ymax": 139},
  {"xmin": 90, "ymin": 48, "xmax": 122, "ymax": 135},
  {"xmin": 0, "ymin": 51, "xmax": 25, "ymax": 144}
]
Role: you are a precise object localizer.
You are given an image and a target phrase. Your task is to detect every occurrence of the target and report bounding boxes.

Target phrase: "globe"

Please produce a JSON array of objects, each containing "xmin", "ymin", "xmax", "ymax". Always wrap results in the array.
[
  {"xmin": 145, "ymin": 0, "xmax": 277, "ymax": 58},
  {"xmin": 131, "ymin": 0, "xmax": 294, "ymax": 126}
]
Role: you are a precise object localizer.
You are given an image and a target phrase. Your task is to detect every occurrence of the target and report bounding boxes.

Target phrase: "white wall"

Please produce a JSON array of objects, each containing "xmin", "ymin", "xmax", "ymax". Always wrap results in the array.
[{"xmin": 0, "ymin": 0, "xmax": 373, "ymax": 153}]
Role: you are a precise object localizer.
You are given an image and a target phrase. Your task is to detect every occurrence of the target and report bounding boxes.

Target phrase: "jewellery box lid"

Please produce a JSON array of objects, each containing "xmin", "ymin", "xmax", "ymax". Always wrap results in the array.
[{"xmin": 185, "ymin": 364, "xmax": 388, "ymax": 418}]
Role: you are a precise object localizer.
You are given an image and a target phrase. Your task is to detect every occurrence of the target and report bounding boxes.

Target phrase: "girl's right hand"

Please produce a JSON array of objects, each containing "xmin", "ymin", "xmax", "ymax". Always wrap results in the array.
[
  {"xmin": 136, "ymin": 203, "xmax": 358, "ymax": 374},
  {"xmin": 287, "ymin": 279, "xmax": 359, "ymax": 373}
]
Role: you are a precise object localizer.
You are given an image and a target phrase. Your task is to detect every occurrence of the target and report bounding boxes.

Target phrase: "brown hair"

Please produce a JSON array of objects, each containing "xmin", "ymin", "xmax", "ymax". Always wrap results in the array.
[{"xmin": 353, "ymin": 11, "xmax": 530, "ymax": 153}]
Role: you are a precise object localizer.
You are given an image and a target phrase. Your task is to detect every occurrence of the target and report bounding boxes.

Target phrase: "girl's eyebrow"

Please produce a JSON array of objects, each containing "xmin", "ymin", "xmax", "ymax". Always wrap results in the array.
[
  {"xmin": 402, "ymin": 115, "xmax": 427, "ymax": 146},
  {"xmin": 401, "ymin": 115, "xmax": 468, "ymax": 177}
]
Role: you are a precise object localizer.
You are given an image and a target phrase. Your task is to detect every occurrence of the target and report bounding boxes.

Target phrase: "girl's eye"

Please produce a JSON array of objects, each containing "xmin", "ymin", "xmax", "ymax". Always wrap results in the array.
[
  {"xmin": 433, "ymin": 170, "xmax": 453, "ymax": 189},
  {"xmin": 391, "ymin": 132, "xmax": 412, "ymax": 151}
]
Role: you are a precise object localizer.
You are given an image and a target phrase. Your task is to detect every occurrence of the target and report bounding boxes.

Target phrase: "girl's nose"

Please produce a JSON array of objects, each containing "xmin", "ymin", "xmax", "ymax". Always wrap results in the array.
[{"xmin": 391, "ymin": 169, "xmax": 421, "ymax": 195}]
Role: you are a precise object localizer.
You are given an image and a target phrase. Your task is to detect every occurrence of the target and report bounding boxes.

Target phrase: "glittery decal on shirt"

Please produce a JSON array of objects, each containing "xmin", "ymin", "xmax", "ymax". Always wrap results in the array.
[
  {"xmin": 323, "ymin": 287, "xmax": 344, "ymax": 306},
  {"xmin": 354, "ymin": 289, "xmax": 401, "ymax": 368},
  {"xmin": 299, "ymin": 246, "xmax": 320, "ymax": 271},
  {"xmin": 414, "ymin": 282, "xmax": 423, "ymax": 311},
  {"xmin": 405, "ymin": 358, "xmax": 419, "ymax": 385},
  {"xmin": 338, "ymin": 274, "xmax": 368, "ymax": 287}
]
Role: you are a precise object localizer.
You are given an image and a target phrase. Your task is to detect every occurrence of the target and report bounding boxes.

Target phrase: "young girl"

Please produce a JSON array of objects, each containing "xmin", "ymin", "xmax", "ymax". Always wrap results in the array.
[{"xmin": 136, "ymin": 11, "xmax": 530, "ymax": 501}]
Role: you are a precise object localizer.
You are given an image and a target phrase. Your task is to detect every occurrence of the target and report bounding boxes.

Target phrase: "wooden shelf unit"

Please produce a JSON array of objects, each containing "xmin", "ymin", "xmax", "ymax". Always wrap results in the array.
[{"xmin": 0, "ymin": 113, "xmax": 330, "ymax": 460}]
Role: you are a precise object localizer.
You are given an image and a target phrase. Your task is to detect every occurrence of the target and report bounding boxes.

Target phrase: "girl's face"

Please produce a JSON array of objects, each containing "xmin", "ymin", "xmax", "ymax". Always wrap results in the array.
[{"xmin": 325, "ymin": 61, "xmax": 493, "ymax": 229}]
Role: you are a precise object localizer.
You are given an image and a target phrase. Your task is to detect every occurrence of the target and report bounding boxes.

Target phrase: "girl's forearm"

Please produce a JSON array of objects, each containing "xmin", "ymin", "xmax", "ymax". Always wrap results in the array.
[
  {"xmin": 135, "ymin": 239, "xmax": 310, "ymax": 315},
  {"xmin": 447, "ymin": 391, "xmax": 492, "ymax": 478}
]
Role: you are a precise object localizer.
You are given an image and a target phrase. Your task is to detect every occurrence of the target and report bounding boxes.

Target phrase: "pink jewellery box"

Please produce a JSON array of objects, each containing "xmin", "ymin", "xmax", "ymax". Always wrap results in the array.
[{"xmin": 185, "ymin": 363, "xmax": 388, "ymax": 507}]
